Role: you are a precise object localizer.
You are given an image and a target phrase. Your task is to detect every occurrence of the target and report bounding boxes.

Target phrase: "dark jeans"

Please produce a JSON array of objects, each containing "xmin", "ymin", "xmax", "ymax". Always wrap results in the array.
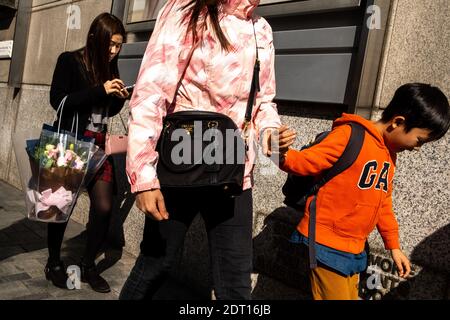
[{"xmin": 119, "ymin": 188, "xmax": 253, "ymax": 300}]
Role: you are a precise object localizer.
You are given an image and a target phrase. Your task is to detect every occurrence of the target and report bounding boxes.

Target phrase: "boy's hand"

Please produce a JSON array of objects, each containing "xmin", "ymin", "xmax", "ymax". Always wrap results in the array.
[
  {"xmin": 262, "ymin": 125, "xmax": 296, "ymax": 158},
  {"xmin": 277, "ymin": 125, "xmax": 297, "ymax": 159},
  {"xmin": 262, "ymin": 125, "xmax": 297, "ymax": 166},
  {"xmin": 391, "ymin": 249, "xmax": 411, "ymax": 278}
]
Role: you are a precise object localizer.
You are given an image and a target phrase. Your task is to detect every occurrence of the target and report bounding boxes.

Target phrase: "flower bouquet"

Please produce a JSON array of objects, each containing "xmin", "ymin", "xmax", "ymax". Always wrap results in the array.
[
  {"xmin": 19, "ymin": 124, "xmax": 97, "ymax": 223},
  {"xmin": 13, "ymin": 97, "xmax": 108, "ymax": 223},
  {"xmin": 27, "ymin": 125, "xmax": 96, "ymax": 223},
  {"xmin": 14, "ymin": 126, "xmax": 108, "ymax": 223}
]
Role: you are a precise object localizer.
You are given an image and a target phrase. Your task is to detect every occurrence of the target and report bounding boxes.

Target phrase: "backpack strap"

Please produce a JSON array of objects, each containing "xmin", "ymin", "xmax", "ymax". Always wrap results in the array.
[{"xmin": 307, "ymin": 122, "xmax": 366, "ymax": 268}]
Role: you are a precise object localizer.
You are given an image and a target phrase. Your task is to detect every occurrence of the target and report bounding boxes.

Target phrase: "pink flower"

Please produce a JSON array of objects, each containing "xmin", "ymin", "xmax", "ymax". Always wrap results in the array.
[
  {"xmin": 74, "ymin": 157, "xmax": 84, "ymax": 170},
  {"xmin": 48, "ymin": 149, "xmax": 58, "ymax": 159},
  {"xmin": 57, "ymin": 156, "xmax": 67, "ymax": 167},
  {"xmin": 64, "ymin": 150, "xmax": 74, "ymax": 162}
]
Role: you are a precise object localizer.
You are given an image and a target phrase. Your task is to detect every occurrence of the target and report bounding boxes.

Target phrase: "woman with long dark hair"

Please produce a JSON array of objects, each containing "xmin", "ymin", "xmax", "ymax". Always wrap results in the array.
[
  {"xmin": 120, "ymin": 0, "xmax": 282, "ymax": 300},
  {"xmin": 46, "ymin": 12, "xmax": 128, "ymax": 293}
]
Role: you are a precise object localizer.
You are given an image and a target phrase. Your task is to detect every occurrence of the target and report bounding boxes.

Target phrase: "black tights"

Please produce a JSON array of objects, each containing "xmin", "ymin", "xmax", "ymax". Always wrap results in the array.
[{"xmin": 47, "ymin": 180, "xmax": 113, "ymax": 266}]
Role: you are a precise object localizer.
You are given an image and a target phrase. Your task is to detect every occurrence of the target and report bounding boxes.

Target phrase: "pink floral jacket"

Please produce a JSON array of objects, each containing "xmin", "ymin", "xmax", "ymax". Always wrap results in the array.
[{"xmin": 126, "ymin": 0, "xmax": 281, "ymax": 193}]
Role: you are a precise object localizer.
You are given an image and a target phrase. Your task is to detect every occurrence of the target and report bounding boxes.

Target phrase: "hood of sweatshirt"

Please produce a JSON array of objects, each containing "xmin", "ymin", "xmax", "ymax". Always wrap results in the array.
[
  {"xmin": 333, "ymin": 113, "xmax": 389, "ymax": 150},
  {"xmin": 224, "ymin": 0, "xmax": 260, "ymax": 20}
]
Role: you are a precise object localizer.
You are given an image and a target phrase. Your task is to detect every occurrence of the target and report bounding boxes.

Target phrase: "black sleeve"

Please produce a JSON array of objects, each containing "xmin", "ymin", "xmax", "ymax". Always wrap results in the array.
[
  {"xmin": 49, "ymin": 52, "xmax": 108, "ymax": 113},
  {"xmin": 108, "ymin": 96, "xmax": 126, "ymax": 117}
]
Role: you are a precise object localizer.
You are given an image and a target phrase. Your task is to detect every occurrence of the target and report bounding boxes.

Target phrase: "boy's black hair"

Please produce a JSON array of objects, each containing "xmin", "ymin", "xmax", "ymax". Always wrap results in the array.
[{"xmin": 381, "ymin": 83, "xmax": 450, "ymax": 140}]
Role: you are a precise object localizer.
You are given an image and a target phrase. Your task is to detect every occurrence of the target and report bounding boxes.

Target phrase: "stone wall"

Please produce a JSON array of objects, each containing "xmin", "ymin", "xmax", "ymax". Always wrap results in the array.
[{"xmin": 367, "ymin": 0, "xmax": 450, "ymax": 299}]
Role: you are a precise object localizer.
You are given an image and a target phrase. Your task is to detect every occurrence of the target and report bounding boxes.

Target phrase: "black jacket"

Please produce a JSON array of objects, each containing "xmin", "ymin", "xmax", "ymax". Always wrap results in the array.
[{"xmin": 50, "ymin": 50, "xmax": 125, "ymax": 133}]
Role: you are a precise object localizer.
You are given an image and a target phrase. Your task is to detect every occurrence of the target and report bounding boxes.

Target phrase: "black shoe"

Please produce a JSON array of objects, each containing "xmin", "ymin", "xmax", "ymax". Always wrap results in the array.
[
  {"xmin": 44, "ymin": 261, "xmax": 68, "ymax": 289},
  {"xmin": 80, "ymin": 263, "xmax": 111, "ymax": 293}
]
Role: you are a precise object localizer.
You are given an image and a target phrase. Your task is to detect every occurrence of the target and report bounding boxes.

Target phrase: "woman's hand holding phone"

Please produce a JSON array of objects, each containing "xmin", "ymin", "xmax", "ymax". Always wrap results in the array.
[
  {"xmin": 104, "ymin": 79, "xmax": 130, "ymax": 99},
  {"xmin": 120, "ymin": 84, "xmax": 135, "ymax": 100}
]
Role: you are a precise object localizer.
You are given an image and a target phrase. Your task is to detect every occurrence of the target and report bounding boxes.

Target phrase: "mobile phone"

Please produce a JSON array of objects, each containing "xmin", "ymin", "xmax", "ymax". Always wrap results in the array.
[{"xmin": 122, "ymin": 84, "xmax": 135, "ymax": 92}]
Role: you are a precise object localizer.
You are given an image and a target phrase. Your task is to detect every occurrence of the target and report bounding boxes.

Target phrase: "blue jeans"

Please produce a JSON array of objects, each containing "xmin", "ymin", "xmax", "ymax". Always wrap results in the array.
[{"xmin": 119, "ymin": 188, "xmax": 253, "ymax": 300}]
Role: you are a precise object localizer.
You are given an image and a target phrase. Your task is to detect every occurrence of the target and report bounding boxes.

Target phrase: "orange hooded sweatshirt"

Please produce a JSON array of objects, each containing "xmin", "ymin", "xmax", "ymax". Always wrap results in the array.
[{"xmin": 281, "ymin": 114, "xmax": 400, "ymax": 254}]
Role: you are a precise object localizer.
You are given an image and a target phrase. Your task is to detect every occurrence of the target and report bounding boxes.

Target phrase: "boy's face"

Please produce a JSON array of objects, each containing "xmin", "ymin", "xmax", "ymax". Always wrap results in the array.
[{"xmin": 385, "ymin": 120, "xmax": 432, "ymax": 153}]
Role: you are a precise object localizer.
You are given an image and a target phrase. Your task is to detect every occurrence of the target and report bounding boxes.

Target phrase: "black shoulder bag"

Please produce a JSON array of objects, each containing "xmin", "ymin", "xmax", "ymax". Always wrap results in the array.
[{"xmin": 156, "ymin": 22, "xmax": 261, "ymax": 196}]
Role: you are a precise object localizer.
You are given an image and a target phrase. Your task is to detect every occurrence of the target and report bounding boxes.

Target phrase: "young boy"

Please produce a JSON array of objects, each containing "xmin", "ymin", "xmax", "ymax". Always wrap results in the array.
[{"xmin": 276, "ymin": 83, "xmax": 450, "ymax": 300}]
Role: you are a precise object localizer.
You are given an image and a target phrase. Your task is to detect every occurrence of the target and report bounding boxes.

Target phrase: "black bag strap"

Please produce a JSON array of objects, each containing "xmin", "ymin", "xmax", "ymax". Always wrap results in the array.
[
  {"xmin": 306, "ymin": 122, "xmax": 366, "ymax": 268},
  {"xmin": 242, "ymin": 20, "xmax": 261, "ymax": 150},
  {"xmin": 244, "ymin": 20, "xmax": 261, "ymax": 124}
]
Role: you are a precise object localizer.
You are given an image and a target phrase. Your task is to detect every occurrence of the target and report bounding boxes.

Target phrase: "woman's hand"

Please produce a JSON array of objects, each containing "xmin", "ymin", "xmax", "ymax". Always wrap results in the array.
[
  {"xmin": 114, "ymin": 86, "xmax": 130, "ymax": 99},
  {"xmin": 104, "ymin": 79, "xmax": 129, "ymax": 98},
  {"xmin": 391, "ymin": 249, "xmax": 411, "ymax": 278},
  {"xmin": 136, "ymin": 189, "xmax": 169, "ymax": 221}
]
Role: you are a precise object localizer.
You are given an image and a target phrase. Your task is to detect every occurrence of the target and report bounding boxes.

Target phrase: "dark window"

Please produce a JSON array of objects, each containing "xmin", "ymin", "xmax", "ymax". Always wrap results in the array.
[{"xmin": 126, "ymin": 0, "xmax": 165, "ymax": 24}]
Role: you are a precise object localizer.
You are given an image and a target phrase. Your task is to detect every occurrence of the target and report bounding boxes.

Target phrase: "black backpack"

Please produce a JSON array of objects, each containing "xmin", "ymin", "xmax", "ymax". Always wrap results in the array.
[{"xmin": 282, "ymin": 122, "xmax": 366, "ymax": 268}]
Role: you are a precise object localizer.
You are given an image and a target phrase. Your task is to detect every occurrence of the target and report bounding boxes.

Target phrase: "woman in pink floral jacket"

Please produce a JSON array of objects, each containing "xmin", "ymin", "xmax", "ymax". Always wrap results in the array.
[{"xmin": 120, "ymin": 0, "xmax": 282, "ymax": 300}]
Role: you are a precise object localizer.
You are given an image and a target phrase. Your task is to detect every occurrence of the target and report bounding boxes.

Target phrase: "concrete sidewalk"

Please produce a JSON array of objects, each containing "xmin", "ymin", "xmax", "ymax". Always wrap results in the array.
[{"xmin": 0, "ymin": 180, "xmax": 200, "ymax": 300}]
